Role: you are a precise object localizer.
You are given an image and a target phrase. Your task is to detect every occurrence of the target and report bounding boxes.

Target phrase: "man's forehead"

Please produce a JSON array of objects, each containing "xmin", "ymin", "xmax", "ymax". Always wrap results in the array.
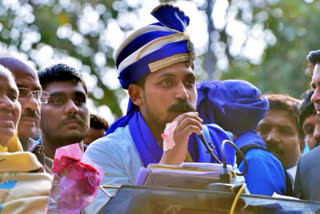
[
  {"xmin": 7, "ymin": 64, "xmax": 41, "ymax": 88},
  {"xmin": 0, "ymin": 70, "xmax": 17, "ymax": 91},
  {"xmin": 311, "ymin": 64, "xmax": 320, "ymax": 84},
  {"xmin": 45, "ymin": 81, "xmax": 86, "ymax": 95},
  {"xmin": 151, "ymin": 63, "xmax": 194, "ymax": 77},
  {"xmin": 16, "ymin": 73, "xmax": 40, "ymax": 85}
]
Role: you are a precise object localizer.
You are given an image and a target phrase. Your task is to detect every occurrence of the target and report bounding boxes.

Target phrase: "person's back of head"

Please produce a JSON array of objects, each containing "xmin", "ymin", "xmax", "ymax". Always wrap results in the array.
[
  {"xmin": 197, "ymin": 79, "xmax": 269, "ymax": 137},
  {"xmin": 84, "ymin": 114, "xmax": 109, "ymax": 145},
  {"xmin": 258, "ymin": 94, "xmax": 303, "ymax": 169},
  {"xmin": 38, "ymin": 63, "xmax": 89, "ymax": 160}
]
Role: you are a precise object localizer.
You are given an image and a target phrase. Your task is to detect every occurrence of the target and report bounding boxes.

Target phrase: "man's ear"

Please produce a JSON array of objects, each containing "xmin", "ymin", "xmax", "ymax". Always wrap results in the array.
[{"xmin": 128, "ymin": 84, "xmax": 143, "ymax": 107}]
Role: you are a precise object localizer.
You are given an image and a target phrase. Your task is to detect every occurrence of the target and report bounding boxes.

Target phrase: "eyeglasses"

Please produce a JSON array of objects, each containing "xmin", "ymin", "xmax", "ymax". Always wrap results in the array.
[{"xmin": 18, "ymin": 87, "xmax": 50, "ymax": 104}]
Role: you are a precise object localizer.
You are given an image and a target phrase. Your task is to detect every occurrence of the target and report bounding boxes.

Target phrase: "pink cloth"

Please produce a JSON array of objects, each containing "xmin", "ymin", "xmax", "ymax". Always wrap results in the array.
[
  {"xmin": 49, "ymin": 143, "xmax": 103, "ymax": 214},
  {"xmin": 161, "ymin": 121, "xmax": 178, "ymax": 152}
]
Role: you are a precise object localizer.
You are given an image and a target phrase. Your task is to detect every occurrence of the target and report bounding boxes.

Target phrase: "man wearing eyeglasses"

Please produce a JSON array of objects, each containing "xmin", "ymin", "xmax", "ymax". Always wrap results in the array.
[{"xmin": 0, "ymin": 56, "xmax": 47, "ymax": 164}]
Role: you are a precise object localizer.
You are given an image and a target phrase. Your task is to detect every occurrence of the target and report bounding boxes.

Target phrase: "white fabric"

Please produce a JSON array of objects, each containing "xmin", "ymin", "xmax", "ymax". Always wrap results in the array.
[
  {"xmin": 286, "ymin": 165, "xmax": 297, "ymax": 187},
  {"xmin": 118, "ymin": 33, "xmax": 187, "ymax": 73},
  {"xmin": 84, "ymin": 125, "xmax": 143, "ymax": 214},
  {"xmin": 115, "ymin": 25, "xmax": 176, "ymax": 60},
  {"xmin": 44, "ymin": 156, "xmax": 53, "ymax": 175}
]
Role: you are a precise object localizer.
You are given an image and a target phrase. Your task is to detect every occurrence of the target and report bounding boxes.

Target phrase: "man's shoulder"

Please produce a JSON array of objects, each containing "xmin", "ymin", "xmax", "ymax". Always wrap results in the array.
[
  {"xmin": 245, "ymin": 147, "xmax": 280, "ymax": 164},
  {"xmin": 204, "ymin": 123, "xmax": 232, "ymax": 138},
  {"xmin": 300, "ymin": 146, "xmax": 320, "ymax": 164},
  {"xmin": 85, "ymin": 125, "xmax": 134, "ymax": 155}
]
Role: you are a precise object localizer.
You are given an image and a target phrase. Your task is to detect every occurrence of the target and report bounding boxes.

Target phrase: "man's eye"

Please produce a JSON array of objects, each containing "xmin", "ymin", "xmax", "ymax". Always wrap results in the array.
[
  {"xmin": 74, "ymin": 96, "xmax": 86, "ymax": 106},
  {"xmin": 18, "ymin": 89, "xmax": 29, "ymax": 97},
  {"xmin": 279, "ymin": 127, "xmax": 294, "ymax": 135},
  {"xmin": 49, "ymin": 97, "xmax": 64, "ymax": 105},
  {"xmin": 160, "ymin": 79, "xmax": 173, "ymax": 87},
  {"xmin": 257, "ymin": 124, "xmax": 269, "ymax": 135},
  {"xmin": 304, "ymin": 125, "xmax": 314, "ymax": 135},
  {"xmin": 8, "ymin": 94, "xmax": 18, "ymax": 101},
  {"xmin": 184, "ymin": 79, "xmax": 195, "ymax": 88}
]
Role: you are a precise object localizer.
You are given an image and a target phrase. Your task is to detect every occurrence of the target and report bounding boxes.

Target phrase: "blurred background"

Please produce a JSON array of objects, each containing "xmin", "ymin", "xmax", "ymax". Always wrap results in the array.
[{"xmin": 0, "ymin": 0, "xmax": 317, "ymax": 123}]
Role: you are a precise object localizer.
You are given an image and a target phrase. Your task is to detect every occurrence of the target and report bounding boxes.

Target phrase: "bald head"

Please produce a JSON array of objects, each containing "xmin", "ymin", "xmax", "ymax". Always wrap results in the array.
[
  {"xmin": 0, "ymin": 57, "xmax": 37, "ymax": 79},
  {"xmin": 0, "ymin": 57, "xmax": 41, "ymax": 147}
]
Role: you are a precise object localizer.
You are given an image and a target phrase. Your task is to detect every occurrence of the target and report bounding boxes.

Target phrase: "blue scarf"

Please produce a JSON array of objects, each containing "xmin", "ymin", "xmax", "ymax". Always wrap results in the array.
[
  {"xmin": 128, "ymin": 111, "xmax": 234, "ymax": 167},
  {"xmin": 235, "ymin": 131, "xmax": 267, "ymax": 150},
  {"xmin": 107, "ymin": 99, "xmax": 235, "ymax": 167}
]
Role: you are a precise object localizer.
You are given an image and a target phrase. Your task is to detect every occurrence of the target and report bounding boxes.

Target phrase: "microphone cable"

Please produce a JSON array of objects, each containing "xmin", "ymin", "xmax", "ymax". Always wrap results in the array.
[
  {"xmin": 198, "ymin": 135, "xmax": 248, "ymax": 183},
  {"xmin": 198, "ymin": 134, "xmax": 222, "ymax": 164},
  {"xmin": 221, "ymin": 140, "xmax": 248, "ymax": 176}
]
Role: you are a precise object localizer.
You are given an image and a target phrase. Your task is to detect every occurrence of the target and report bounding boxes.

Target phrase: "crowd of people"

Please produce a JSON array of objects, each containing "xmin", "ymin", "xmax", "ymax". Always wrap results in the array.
[{"xmin": 0, "ymin": 3, "xmax": 319, "ymax": 213}]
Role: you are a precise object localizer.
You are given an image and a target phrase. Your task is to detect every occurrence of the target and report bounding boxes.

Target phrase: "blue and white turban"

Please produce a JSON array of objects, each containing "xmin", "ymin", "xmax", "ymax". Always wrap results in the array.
[
  {"xmin": 196, "ymin": 80, "xmax": 269, "ymax": 136},
  {"xmin": 115, "ymin": 4, "xmax": 195, "ymax": 89}
]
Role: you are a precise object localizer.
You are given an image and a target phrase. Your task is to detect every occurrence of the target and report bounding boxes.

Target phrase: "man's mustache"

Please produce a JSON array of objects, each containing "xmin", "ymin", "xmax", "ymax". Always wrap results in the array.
[
  {"xmin": 61, "ymin": 114, "xmax": 88, "ymax": 127},
  {"xmin": 21, "ymin": 109, "xmax": 40, "ymax": 119},
  {"xmin": 168, "ymin": 101, "xmax": 196, "ymax": 112}
]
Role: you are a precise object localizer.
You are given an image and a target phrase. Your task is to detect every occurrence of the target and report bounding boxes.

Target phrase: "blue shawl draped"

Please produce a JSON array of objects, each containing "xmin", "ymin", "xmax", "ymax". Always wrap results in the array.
[
  {"xmin": 107, "ymin": 101, "xmax": 235, "ymax": 167},
  {"xmin": 235, "ymin": 131, "xmax": 267, "ymax": 150}
]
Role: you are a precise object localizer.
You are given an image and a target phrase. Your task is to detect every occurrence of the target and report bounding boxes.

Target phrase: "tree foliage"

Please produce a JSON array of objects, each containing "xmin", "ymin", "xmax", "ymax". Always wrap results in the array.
[
  {"xmin": 0, "ymin": 0, "xmax": 317, "ymax": 121},
  {"xmin": 216, "ymin": 0, "xmax": 318, "ymax": 98}
]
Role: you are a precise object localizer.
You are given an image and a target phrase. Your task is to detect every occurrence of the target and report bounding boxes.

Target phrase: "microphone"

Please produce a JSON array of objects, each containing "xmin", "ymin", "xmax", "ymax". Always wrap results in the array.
[
  {"xmin": 198, "ymin": 133, "xmax": 230, "ymax": 183},
  {"xmin": 198, "ymin": 133, "xmax": 222, "ymax": 164}
]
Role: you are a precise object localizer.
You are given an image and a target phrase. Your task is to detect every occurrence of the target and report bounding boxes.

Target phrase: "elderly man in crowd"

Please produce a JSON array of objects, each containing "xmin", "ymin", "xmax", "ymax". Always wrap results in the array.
[
  {"xmin": 0, "ymin": 56, "xmax": 48, "ymax": 164},
  {"xmin": 85, "ymin": 4, "xmax": 236, "ymax": 213}
]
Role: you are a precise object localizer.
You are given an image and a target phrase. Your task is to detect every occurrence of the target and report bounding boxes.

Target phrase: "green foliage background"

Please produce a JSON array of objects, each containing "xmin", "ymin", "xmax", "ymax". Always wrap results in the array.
[
  {"xmin": 0, "ymin": 0, "xmax": 317, "ymax": 120},
  {"xmin": 220, "ymin": 0, "xmax": 318, "ymax": 97}
]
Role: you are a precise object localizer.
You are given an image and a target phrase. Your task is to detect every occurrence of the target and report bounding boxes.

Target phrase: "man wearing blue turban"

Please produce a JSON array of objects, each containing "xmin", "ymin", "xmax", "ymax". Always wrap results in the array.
[
  {"xmin": 197, "ymin": 80, "xmax": 289, "ymax": 196},
  {"xmin": 85, "ymin": 4, "xmax": 235, "ymax": 213}
]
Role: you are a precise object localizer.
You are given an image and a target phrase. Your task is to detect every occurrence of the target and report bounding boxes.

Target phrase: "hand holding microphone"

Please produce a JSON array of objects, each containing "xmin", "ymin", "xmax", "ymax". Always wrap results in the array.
[{"xmin": 160, "ymin": 111, "xmax": 203, "ymax": 165}]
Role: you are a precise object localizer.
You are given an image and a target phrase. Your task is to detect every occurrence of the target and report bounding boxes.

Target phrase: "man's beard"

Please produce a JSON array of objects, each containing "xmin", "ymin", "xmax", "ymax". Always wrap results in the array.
[{"xmin": 42, "ymin": 128, "xmax": 87, "ymax": 148}]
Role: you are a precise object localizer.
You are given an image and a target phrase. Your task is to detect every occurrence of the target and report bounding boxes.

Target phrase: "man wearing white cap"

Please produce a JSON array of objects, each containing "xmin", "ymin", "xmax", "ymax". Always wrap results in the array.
[{"xmin": 85, "ymin": 4, "xmax": 235, "ymax": 213}]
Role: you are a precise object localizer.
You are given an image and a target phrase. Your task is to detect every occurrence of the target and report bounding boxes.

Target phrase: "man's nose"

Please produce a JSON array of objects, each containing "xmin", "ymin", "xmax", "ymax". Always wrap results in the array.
[
  {"xmin": 176, "ymin": 82, "xmax": 189, "ymax": 100},
  {"xmin": 20, "ymin": 95, "xmax": 39, "ymax": 112},
  {"xmin": 311, "ymin": 89, "xmax": 320, "ymax": 104},
  {"xmin": 65, "ymin": 99, "xmax": 79, "ymax": 115},
  {"xmin": 265, "ymin": 128, "xmax": 279, "ymax": 143}
]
